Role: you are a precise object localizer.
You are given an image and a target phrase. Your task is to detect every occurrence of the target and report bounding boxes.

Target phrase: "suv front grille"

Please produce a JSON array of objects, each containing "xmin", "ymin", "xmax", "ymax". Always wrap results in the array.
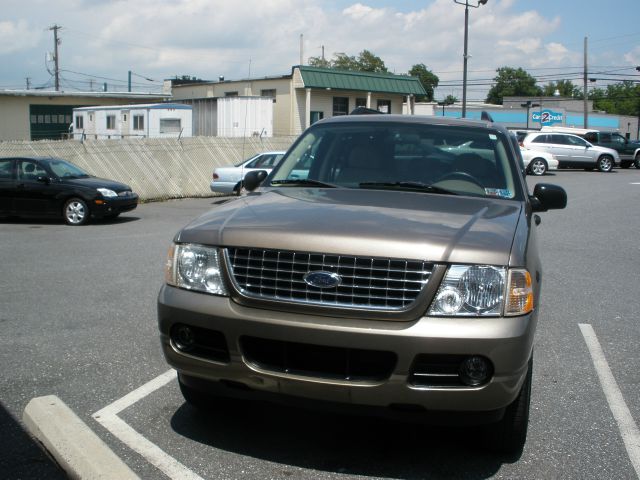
[{"xmin": 226, "ymin": 248, "xmax": 433, "ymax": 310}]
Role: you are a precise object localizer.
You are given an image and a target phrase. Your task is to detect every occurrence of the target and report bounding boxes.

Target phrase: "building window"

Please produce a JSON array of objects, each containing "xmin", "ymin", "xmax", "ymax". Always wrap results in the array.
[
  {"xmin": 332, "ymin": 97, "xmax": 349, "ymax": 116},
  {"xmin": 225, "ymin": 91, "xmax": 238, "ymax": 97},
  {"xmin": 310, "ymin": 111, "xmax": 324, "ymax": 125},
  {"xmin": 133, "ymin": 115, "xmax": 144, "ymax": 131},
  {"xmin": 106, "ymin": 115, "xmax": 116, "ymax": 129},
  {"xmin": 75, "ymin": 116, "xmax": 84, "ymax": 129},
  {"xmin": 261, "ymin": 89, "xmax": 277, "ymax": 102},
  {"xmin": 377, "ymin": 99, "xmax": 391, "ymax": 114},
  {"xmin": 356, "ymin": 98, "xmax": 367, "ymax": 108},
  {"xmin": 160, "ymin": 118, "xmax": 181, "ymax": 133}
]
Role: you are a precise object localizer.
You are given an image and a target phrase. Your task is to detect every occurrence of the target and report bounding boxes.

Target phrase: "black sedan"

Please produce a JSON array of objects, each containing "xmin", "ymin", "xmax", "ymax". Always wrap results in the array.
[{"xmin": 0, "ymin": 156, "xmax": 139, "ymax": 226}]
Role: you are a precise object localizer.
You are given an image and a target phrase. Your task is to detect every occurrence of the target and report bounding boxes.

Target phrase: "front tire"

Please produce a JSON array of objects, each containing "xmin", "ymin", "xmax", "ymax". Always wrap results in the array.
[
  {"xmin": 63, "ymin": 198, "xmax": 90, "ymax": 226},
  {"xmin": 528, "ymin": 158, "xmax": 547, "ymax": 176},
  {"xmin": 597, "ymin": 155, "xmax": 613, "ymax": 172},
  {"xmin": 483, "ymin": 357, "xmax": 532, "ymax": 454},
  {"xmin": 635, "ymin": 153, "xmax": 640, "ymax": 169}
]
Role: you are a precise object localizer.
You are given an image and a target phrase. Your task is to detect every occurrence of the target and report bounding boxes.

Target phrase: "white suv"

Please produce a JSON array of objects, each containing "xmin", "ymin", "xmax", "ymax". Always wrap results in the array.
[{"xmin": 522, "ymin": 132, "xmax": 620, "ymax": 172}]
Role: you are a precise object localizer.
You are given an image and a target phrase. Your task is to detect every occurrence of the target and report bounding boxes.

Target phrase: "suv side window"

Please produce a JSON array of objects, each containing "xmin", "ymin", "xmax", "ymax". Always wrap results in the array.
[
  {"xmin": 549, "ymin": 134, "xmax": 569, "ymax": 145},
  {"xmin": 599, "ymin": 132, "xmax": 612, "ymax": 142},
  {"xmin": 584, "ymin": 132, "xmax": 598, "ymax": 143},
  {"xmin": 531, "ymin": 134, "xmax": 548, "ymax": 144},
  {"xmin": 0, "ymin": 158, "xmax": 14, "ymax": 179},
  {"xmin": 565, "ymin": 135, "xmax": 588, "ymax": 147}
]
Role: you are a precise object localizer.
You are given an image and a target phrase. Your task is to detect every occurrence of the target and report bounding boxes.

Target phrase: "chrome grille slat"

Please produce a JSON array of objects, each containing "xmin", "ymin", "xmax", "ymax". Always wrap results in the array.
[{"xmin": 226, "ymin": 248, "xmax": 433, "ymax": 311}]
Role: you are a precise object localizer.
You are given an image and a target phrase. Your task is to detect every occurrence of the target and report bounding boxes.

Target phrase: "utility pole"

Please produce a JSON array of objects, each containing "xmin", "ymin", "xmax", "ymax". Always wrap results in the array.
[
  {"xmin": 49, "ymin": 24, "xmax": 61, "ymax": 91},
  {"xmin": 583, "ymin": 36, "xmax": 588, "ymax": 128}
]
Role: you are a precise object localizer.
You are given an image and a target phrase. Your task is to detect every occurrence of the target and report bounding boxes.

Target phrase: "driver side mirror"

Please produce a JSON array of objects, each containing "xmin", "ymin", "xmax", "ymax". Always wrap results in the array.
[
  {"xmin": 243, "ymin": 170, "xmax": 269, "ymax": 192},
  {"xmin": 36, "ymin": 175, "xmax": 50, "ymax": 184},
  {"xmin": 531, "ymin": 183, "xmax": 567, "ymax": 212}
]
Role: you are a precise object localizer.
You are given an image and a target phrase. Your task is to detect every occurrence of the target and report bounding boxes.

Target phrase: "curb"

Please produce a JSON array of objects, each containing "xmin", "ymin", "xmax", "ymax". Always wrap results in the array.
[{"xmin": 23, "ymin": 395, "xmax": 140, "ymax": 480}]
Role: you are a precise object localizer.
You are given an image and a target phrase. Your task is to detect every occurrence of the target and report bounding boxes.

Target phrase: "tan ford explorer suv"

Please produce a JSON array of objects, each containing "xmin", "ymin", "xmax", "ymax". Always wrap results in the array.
[{"xmin": 158, "ymin": 114, "xmax": 567, "ymax": 453}]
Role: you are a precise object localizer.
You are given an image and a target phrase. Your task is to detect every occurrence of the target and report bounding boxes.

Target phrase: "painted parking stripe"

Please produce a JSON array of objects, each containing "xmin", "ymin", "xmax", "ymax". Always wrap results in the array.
[
  {"xmin": 579, "ymin": 324, "xmax": 640, "ymax": 478},
  {"xmin": 93, "ymin": 369, "xmax": 204, "ymax": 480}
]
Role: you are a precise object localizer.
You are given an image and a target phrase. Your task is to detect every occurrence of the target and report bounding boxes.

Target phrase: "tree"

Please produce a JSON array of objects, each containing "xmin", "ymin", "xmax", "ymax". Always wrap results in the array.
[
  {"xmin": 307, "ymin": 50, "xmax": 388, "ymax": 73},
  {"xmin": 443, "ymin": 94, "xmax": 458, "ymax": 105},
  {"xmin": 542, "ymin": 79, "xmax": 580, "ymax": 98},
  {"xmin": 590, "ymin": 81, "xmax": 640, "ymax": 116},
  {"xmin": 485, "ymin": 67, "xmax": 542, "ymax": 105},
  {"xmin": 408, "ymin": 63, "xmax": 439, "ymax": 101}
]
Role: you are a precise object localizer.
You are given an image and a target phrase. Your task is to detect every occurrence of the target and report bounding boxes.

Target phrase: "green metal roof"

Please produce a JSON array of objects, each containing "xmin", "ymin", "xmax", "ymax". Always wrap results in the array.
[{"xmin": 296, "ymin": 66, "xmax": 426, "ymax": 96}]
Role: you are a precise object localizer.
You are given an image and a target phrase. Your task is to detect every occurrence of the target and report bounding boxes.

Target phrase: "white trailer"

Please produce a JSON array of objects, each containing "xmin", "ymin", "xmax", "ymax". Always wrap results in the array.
[{"xmin": 72, "ymin": 103, "xmax": 192, "ymax": 139}]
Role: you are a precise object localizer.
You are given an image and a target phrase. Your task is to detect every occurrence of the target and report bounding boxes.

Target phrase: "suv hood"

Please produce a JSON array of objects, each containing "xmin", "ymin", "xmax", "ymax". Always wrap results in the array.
[{"xmin": 177, "ymin": 189, "xmax": 523, "ymax": 265}]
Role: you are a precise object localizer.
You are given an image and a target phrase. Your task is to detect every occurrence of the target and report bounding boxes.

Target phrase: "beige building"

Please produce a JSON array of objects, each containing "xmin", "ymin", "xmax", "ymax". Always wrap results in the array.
[
  {"xmin": 0, "ymin": 90, "xmax": 169, "ymax": 141},
  {"xmin": 168, "ymin": 66, "xmax": 427, "ymax": 136}
]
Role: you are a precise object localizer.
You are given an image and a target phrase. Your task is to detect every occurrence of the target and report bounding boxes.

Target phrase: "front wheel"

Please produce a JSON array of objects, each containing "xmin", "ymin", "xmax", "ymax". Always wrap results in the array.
[
  {"xmin": 63, "ymin": 198, "xmax": 90, "ymax": 226},
  {"xmin": 597, "ymin": 155, "xmax": 613, "ymax": 172},
  {"xmin": 528, "ymin": 158, "xmax": 547, "ymax": 176},
  {"xmin": 635, "ymin": 153, "xmax": 640, "ymax": 169},
  {"xmin": 483, "ymin": 357, "xmax": 532, "ymax": 454}
]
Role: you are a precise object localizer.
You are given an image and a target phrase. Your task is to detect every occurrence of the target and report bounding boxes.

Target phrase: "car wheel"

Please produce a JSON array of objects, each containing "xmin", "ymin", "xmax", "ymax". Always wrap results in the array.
[
  {"xmin": 597, "ymin": 155, "xmax": 613, "ymax": 172},
  {"xmin": 635, "ymin": 153, "xmax": 640, "ymax": 169},
  {"xmin": 529, "ymin": 158, "xmax": 547, "ymax": 176},
  {"xmin": 63, "ymin": 198, "xmax": 90, "ymax": 226},
  {"xmin": 233, "ymin": 182, "xmax": 247, "ymax": 196},
  {"xmin": 483, "ymin": 357, "xmax": 532, "ymax": 454}
]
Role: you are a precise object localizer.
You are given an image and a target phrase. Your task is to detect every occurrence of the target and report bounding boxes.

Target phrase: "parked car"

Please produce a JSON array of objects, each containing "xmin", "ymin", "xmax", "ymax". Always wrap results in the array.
[
  {"xmin": 520, "ymin": 147, "xmax": 559, "ymax": 176},
  {"xmin": 158, "ymin": 114, "xmax": 567, "ymax": 453},
  {"xmin": 541, "ymin": 126, "xmax": 640, "ymax": 169},
  {"xmin": 522, "ymin": 131, "xmax": 620, "ymax": 172},
  {"xmin": 210, "ymin": 151, "xmax": 285, "ymax": 195},
  {"xmin": 0, "ymin": 156, "xmax": 138, "ymax": 225}
]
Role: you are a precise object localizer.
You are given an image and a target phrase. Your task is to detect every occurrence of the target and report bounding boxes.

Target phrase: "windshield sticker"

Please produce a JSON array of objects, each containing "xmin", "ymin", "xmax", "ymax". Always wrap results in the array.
[
  {"xmin": 485, "ymin": 188, "xmax": 512, "ymax": 198},
  {"xmin": 488, "ymin": 134, "xmax": 497, "ymax": 140}
]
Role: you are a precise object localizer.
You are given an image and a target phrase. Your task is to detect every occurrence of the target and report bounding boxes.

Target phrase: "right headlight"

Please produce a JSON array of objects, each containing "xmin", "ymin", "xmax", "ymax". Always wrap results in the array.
[
  {"xmin": 428, "ymin": 265, "xmax": 533, "ymax": 317},
  {"xmin": 165, "ymin": 243, "xmax": 228, "ymax": 296}
]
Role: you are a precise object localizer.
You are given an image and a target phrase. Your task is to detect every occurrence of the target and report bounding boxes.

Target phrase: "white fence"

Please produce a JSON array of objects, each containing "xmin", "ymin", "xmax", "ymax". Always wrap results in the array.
[{"xmin": 0, "ymin": 136, "xmax": 297, "ymax": 201}]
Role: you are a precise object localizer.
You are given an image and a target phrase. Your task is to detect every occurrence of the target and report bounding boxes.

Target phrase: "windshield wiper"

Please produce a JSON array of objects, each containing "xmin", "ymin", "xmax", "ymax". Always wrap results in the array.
[
  {"xmin": 270, "ymin": 179, "xmax": 337, "ymax": 188},
  {"xmin": 359, "ymin": 181, "xmax": 458, "ymax": 195}
]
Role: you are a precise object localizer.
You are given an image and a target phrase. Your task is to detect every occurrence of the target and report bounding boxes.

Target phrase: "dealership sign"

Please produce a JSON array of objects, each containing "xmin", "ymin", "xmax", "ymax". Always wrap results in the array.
[{"xmin": 532, "ymin": 109, "xmax": 563, "ymax": 126}]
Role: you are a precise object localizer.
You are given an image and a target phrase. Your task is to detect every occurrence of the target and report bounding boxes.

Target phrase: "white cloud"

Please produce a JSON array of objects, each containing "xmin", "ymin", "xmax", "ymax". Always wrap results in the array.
[{"xmin": 0, "ymin": 20, "xmax": 42, "ymax": 55}]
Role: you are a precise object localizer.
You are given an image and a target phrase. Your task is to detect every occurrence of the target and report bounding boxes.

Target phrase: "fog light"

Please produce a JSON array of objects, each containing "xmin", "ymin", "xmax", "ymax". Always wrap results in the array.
[
  {"xmin": 172, "ymin": 325, "xmax": 196, "ymax": 352},
  {"xmin": 458, "ymin": 356, "xmax": 492, "ymax": 386}
]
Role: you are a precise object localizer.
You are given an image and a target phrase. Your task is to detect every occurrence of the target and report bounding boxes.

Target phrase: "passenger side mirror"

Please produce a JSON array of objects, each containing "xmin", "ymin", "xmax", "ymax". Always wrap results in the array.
[
  {"xmin": 531, "ymin": 183, "xmax": 567, "ymax": 212},
  {"xmin": 36, "ymin": 176, "xmax": 50, "ymax": 184},
  {"xmin": 243, "ymin": 170, "xmax": 269, "ymax": 192}
]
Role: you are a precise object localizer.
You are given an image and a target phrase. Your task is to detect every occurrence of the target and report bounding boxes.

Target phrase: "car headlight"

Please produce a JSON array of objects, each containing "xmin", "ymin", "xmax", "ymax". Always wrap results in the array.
[
  {"xmin": 165, "ymin": 244, "xmax": 228, "ymax": 296},
  {"xmin": 97, "ymin": 188, "xmax": 117, "ymax": 197},
  {"xmin": 428, "ymin": 265, "xmax": 533, "ymax": 317}
]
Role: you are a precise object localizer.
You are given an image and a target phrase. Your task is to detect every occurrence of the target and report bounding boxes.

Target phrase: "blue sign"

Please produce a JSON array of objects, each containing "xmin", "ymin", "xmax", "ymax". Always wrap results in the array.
[{"xmin": 532, "ymin": 109, "xmax": 563, "ymax": 126}]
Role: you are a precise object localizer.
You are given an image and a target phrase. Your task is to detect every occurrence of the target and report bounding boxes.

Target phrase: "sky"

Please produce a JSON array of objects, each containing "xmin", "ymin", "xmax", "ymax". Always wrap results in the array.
[{"xmin": 1, "ymin": 0, "xmax": 639, "ymax": 101}]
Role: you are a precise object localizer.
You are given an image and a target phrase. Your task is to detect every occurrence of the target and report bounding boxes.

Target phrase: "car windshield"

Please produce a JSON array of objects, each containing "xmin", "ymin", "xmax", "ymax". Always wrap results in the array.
[
  {"xmin": 46, "ymin": 159, "xmax": 90, "ymax": 178},
  {"xmin": 270, "ymin": 121, "xmax": 520, "ymax": 199}
]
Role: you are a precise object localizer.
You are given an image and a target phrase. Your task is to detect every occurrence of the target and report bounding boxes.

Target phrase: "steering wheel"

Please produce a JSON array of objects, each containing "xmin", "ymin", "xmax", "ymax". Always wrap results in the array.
[{"xmin": 434, "ymin": 171, "xmax": 484, "ymax": 189}]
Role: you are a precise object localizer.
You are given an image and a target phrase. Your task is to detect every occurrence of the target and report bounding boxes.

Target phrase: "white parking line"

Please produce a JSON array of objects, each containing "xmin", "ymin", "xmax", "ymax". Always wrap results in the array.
[
  {"xmin": 579, "ymin": 324, "xmax": 640, "ymax": 478},
  {"xmin": 93, "ymin": 369, "xmax": 205, "ymax": 480}
]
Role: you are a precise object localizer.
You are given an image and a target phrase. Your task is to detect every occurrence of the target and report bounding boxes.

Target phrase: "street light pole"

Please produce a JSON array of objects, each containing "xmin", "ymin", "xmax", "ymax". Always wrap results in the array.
[
  {"xmin": 521, "ymin": 101, "xmax": 540, "ymax": 129},
  {"xmin": 454, "ymin": 0, "xmax": 488, "ymax": 118}
]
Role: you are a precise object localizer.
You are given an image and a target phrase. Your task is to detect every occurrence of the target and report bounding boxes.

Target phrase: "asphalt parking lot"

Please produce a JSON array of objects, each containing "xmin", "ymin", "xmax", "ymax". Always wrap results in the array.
[{"xmin": 1, "ymin": 168, "xmax": 639, "ymax": 479}]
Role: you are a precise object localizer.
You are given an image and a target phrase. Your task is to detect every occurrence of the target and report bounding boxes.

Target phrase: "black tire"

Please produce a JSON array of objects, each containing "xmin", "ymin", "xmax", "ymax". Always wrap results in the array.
[
  {"xmin": 483, "ymin": 357, "xmax": 532, "ymax": 454},
  {"xmin": 635, "ymin": 153, "xmax": 640, "ymax": 169},
  {"xmin": 528, "ymin": 158, "xmax": 547, "ymax": 176},
  {"xmin": 233, "ymin": 182, "xmax": 247, "ymax": 196},
  {"xmin": 597, "ymin": 155, "xmax": 613, "ymax": 172},
  {"xmin": 63, "ymin": 198, "xmax": 90, "ymax": 226}
]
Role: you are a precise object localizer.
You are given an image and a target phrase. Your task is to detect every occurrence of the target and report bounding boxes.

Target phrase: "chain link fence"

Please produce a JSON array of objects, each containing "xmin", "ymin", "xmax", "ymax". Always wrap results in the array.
[{"xmin": 0, "ymin": 136, "xmax": 297, "ymax": 201}]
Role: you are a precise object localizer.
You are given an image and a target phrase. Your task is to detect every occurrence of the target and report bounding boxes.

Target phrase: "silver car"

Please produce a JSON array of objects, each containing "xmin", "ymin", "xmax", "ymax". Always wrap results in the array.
[
  {"xmin": 158, "ymin": 115, "xmax": 567, "ymax": 453},
  {"xmin": 522, "ymin": 131, "xmax": 620, "ymax": 172},
  {"xmin": 209, "ymin": 151, "xmax": 285, "ymax": 195}
]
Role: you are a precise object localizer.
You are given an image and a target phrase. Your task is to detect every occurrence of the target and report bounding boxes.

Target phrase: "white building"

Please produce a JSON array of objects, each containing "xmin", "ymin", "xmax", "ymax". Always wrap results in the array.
[{"xmin": 72, "ymin": 103, "xmax": 192, "ymax": 139}]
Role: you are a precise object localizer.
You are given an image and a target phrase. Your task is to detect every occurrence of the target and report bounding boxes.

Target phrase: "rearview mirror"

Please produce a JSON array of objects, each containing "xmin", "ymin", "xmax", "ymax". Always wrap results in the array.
[
  {"xmin": 243, "ymin": 170, "xmax": 269, "ymax": 192},
  {"xmin": 531, "ymin": 183, "xmax": 567, "ymax": 212}
]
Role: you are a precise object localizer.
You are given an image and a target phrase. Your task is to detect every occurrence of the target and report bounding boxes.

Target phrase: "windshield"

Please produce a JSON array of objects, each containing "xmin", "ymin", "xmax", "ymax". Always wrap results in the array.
[
  {"xmin": 271, "ymin": 122, "xmax": 521, "ymax": 199},
  {"xmin": 46, "ymin": 159, "xmax": 90, "ymax": 178}
]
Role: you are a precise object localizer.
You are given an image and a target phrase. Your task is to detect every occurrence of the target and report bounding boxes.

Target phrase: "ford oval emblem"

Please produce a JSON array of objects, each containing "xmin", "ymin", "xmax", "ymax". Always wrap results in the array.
[{"xmin": 303, "ymin": 271, "xmax": 342, "ymax": 289}]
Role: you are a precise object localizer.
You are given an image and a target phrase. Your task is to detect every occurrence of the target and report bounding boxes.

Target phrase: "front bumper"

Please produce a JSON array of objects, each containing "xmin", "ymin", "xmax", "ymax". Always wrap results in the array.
[
  {"xmin": 158, "ymin": 285, "xmax": 535, "ymax": 418},
  {"xmin": 92, "ymin": 194, "xmax": 139, "ymax": 217}
]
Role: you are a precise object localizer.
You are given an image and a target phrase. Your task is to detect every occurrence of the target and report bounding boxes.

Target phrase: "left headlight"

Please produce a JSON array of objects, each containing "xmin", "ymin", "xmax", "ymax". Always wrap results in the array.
[
  {"xmin": 165, "ymin": 243, "xmax": 229, "ymax": 296},
  {"xmin": 428, "ymin": 265, "xmax": 533, "ymax": 317},
  {"xmin": 97, "ymin": 187, "xmax": 117, "ymax": 197}
]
